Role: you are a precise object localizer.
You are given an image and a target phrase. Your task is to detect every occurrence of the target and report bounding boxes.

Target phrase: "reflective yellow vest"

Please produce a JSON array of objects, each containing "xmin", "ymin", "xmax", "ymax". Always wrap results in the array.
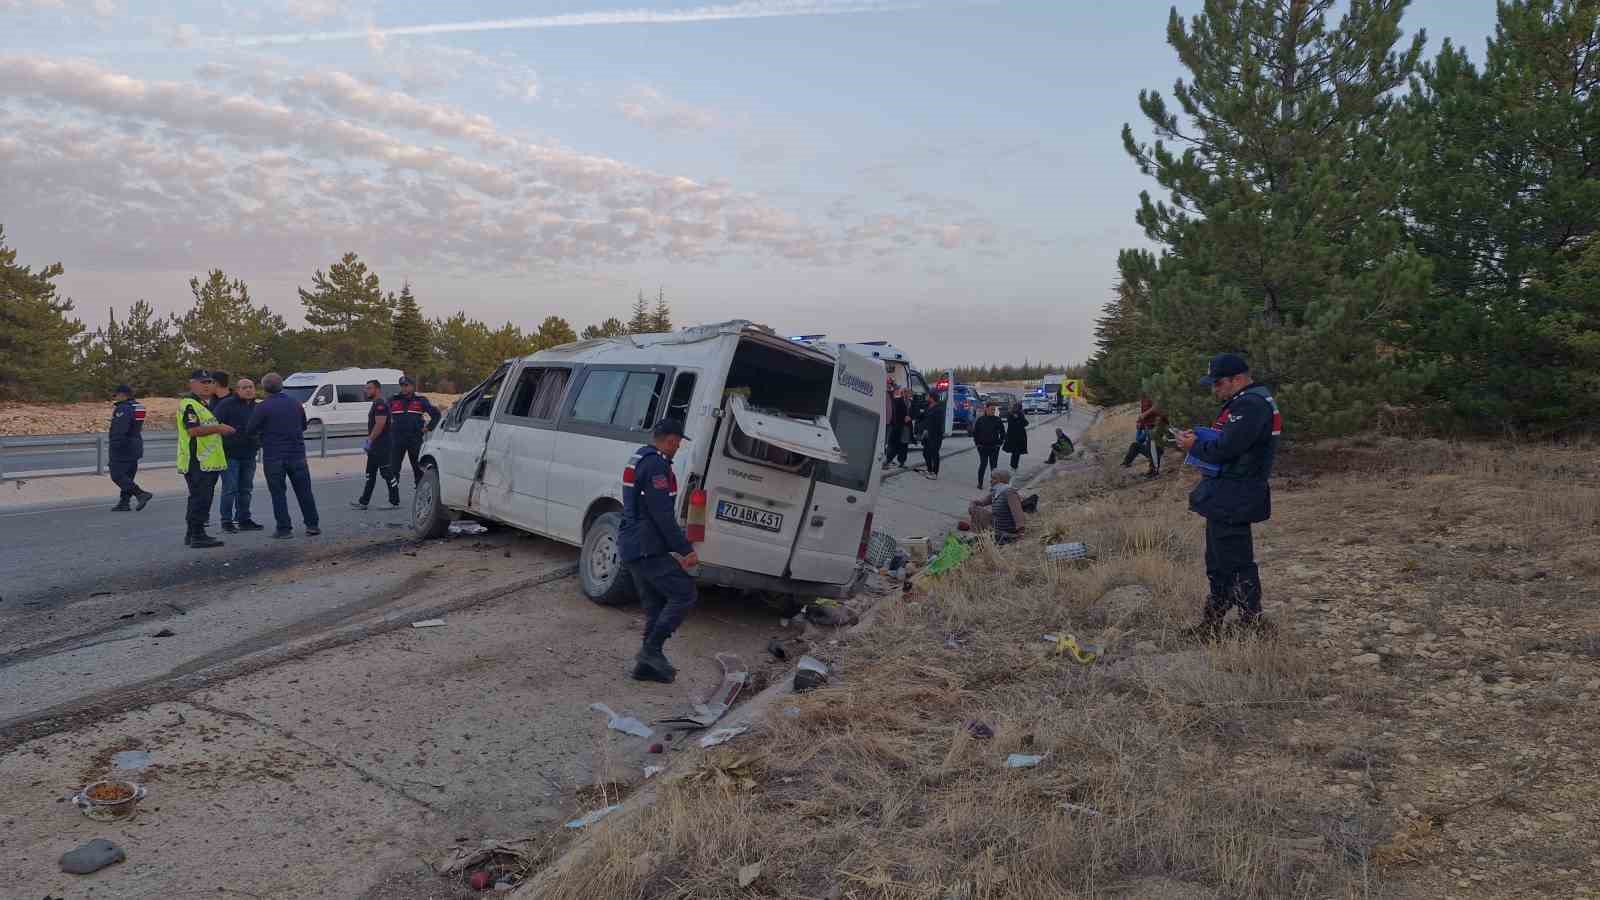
[{"xmin": 176, "ymin": 396, "xmax": 226, "ymax": 473}]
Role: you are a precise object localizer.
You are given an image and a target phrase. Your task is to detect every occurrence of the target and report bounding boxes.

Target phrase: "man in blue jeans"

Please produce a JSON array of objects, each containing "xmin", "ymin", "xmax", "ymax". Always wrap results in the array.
[
  {"xmin": 247, "ymin": 372, "xmax": 321, "ymax": 539},
  {"xmin": 211, "ymin": 376, "xmax": 264, "ymax": 532}
]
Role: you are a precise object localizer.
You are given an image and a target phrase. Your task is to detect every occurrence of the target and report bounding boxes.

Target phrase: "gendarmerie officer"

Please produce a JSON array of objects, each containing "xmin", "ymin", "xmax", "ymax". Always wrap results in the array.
[
  {"xmin": 352, "ymin": 379, "xmax": 399, "ymax": 509},
  {"xmin": 387, "ymin": 376, "xmax": 440, "ymax": 486},
  {"xmin": 107, "ymin": 384, "xmax": 152, "ymax": 512},
  {"xmin": 1175, "ymin": 353, "xmax": 1282, "ymax": 637},
  {"xmin": 619, "ymin": 418, "xmax": 698, "ymax": 683}
]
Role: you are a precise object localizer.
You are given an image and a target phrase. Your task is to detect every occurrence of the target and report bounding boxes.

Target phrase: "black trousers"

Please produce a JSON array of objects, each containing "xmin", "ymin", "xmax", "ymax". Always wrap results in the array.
[
  {"xmin": 391, "ymin": 436, "xmax": 424, "ymax": 484},
  {"xmin": 184, "ymin": 468, "xmax": 220, "ymax": 534},
  {"xmin": 628, "ymin": 556, "xmax": 698, "ymax": 649},
  {"xmin": 110, "ymin": 459, "xmax": 142, "ymax": 501},
  {"xmin": 1009, "ymin": 451, "xmax": 1024, "ymax": 469},
  {"xmin": 1203, "ymin": 518, "xmax": 1262, "ymax": 621},
  {"xmin": 976, "ymin": 445, "xmax": 1000, "ymax": 484},
  {"xmin": 885, "ymin": 433, "xmax": 908, "ymax": 466},
  {"xmin": 922, "ymin": 437, "xmax": 943, "ymax": 474},
  {"xmin": 359, "ymin": 448, "xmax": 399, "ymax": 505}
]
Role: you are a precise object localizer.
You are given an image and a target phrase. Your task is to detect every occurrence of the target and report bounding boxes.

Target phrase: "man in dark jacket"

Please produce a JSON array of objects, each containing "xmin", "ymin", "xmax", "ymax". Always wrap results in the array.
[
  {"xmin": 620, "ymin": 419, "xmax": 699, "ymax": 684},
  {"xmin": 352, "ymin": 379, "xmax": 399, "ymax": 509},
  {"xmin": 247, "ymin": 372, "xmax": 321, "ymax": 539},
  {"xmin": 387, "ymin": 376, "xmax": 441, "ymax": 486},
  {"xmin": 884, "ymin": 387, "xmax": 912, "ymax": 468},
  {"xmin": 211, "ymin": 377, "xmax": 263, "ymax": 532},
  {"xmin": 919, "ymin": 393, "xmax": 947, "ymax": 479},
  {"xmin": 1175, "ymin": 354, "xmax": 1282, "ymax": 638},
  {"xmin": 971, "ymin": 402, "xmax": 1006, "ymax": 488},
  {"xmin": 1003, "ymin": 403, "xmax": 1029, "ymax": 470},
  {"xmin": 107, "ymin": 384, "xmax": 153, "ymax": 512},
  {"xmin": 208, "ymin": 371, "xmax": 231, "ymax": 409}
]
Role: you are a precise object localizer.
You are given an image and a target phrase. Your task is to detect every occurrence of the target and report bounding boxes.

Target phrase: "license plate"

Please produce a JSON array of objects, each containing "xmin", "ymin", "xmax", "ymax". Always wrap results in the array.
[{"xmin": 716, "ymin": 500, "xmax": 783, "ymax": 533}]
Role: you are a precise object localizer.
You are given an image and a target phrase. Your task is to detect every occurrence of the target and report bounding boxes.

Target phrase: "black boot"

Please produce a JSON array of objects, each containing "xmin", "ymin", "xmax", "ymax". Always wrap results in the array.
[
  {"xmin": 135, "ymin": 491, "xmax": 154, "ymax": 510},
  {"xmin": 1121, "ymin": 442, "xmax": 1142, "ymax": 467},
  {"xmin": 631, "ymin": 644, "xmax": 676, "ymax": 683},
  {"xmin": 189, "ymin": 529, "xmax": 224, "ymax": 549},
  {"xmin": 221, "ymin": 521, "xmax": 238, "ymax": 533},
  {"xmin": 110, "ymin": 500, "xmax": 132, "ymax": 511}
]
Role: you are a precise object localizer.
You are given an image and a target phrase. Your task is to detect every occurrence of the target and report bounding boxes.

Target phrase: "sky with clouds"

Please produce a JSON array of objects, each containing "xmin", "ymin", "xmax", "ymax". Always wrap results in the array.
[{"xmin": 1, "ymin": 0, "xmax": 1497, "ymax": 368}]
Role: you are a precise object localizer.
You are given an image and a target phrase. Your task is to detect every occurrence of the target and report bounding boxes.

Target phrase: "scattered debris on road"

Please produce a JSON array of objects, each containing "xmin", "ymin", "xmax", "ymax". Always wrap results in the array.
[
  {"xmin": 656, "ymin": 652, "xmax": 747, "ymax": 730},
  {"xmin": 966, "ymin": 721, "xmax": 994, "ymax": 740},
  {"xmin": 1045, "ymin": 541, "xmax": 1095, "ymax": 562},
  {"xmin": 1005, "ymin": 753, "xmax": 1047, "ymax": 768},
  {"xmin": 565, "ymin": 804, "xmax": 622, "ymax": 829},
  {"xmin": 71, "ymin": 780, "xmax": 146, "ymax": 820},
  {"xmin": 699, "ymin": 724, "xmax": 749, "ymax": 748},
  {"xmin": 591, "ymin": 703, "xmax": 653, "ymax": 738},
  {"xmin": 59, "ymin": 838, "xmax": 125, "ymax": 874},
  {"xmin": 449, "ymin": 520, "xmax": 489, "ymax": 535},
  {"xmin": 1042, "ymin": 632, "xmax": 1100, "ymax": 664},
  {"xmin": 793, "ymin": 655, "xmax": 830, "ymax": 692},
  {"xmin": 151, "ymin": 627, "xmax": 175, "ymax": 638},
  {"xmin": 410, "ymin": 618, "xmax": 447, "ymax": 628},
  {"xmin": 738, "ymin": 860, "xmax": 763, "ymax": 887}
]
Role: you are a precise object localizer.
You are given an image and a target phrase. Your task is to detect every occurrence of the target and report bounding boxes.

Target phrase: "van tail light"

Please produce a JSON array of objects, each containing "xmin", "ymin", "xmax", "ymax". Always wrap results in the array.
[
  {"xmin": 687, "ymin": 489, "xmax": 707, "ymax": 543},
  {"xmin": 857, "ymin": 512, "xmax": 875, "ymax": 562}
]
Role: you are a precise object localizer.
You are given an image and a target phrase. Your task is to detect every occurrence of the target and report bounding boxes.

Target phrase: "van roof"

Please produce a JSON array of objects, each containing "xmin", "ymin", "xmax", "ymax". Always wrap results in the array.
[{"xmin": 517, "ymin": 320, "xmax": 836, "ymax": 367}]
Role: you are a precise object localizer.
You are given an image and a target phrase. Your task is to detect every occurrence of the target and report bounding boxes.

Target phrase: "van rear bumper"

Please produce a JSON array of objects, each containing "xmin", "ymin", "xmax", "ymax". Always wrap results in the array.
[{"xmin": 695, "ymin": 562, "xmax": 860, "ymax": 599}]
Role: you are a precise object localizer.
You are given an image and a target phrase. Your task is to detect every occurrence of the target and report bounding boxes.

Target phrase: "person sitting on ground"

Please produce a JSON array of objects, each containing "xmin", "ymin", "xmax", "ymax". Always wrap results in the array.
[
  {"xmin": 967, "ymin": 468, "xmax": 1027, "ymax": 544},
  {"xmin": 1045, "ymin": 428, "xmax": 1075, "ymax": 464}
]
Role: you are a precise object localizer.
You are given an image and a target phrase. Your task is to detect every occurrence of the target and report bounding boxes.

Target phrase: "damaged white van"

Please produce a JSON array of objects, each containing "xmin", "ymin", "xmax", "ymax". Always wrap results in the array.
[{"xmin": 414, "ymin": 321, "xmax": 888, "ymax": 605}]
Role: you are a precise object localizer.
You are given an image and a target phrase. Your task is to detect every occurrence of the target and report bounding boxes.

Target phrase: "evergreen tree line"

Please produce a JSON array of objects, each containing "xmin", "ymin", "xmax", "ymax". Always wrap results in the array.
[
  {"xmin": 946, "ymin": 362, "xmax": 1086, "ymax": 384},
  {"xmin": 1086, "ymin": 0, "xmax": 1600, "ymax": 436},
  {"xmin": 0, "ymin": 238, "xmax": 676, "ymax": 400}
]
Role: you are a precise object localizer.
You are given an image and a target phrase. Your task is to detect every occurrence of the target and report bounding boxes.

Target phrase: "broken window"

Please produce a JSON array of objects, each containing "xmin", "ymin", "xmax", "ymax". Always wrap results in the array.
[
  {"xmin": 506, "ymin": 367, "xmax": 571, "ymax": 421},
  {"xmin": 665, "ymin": 372, "xmax": 697, "ymax": 423},
  {"xmin": 613, "ymin": 372, "xmax": 666, "ymax": 431}
]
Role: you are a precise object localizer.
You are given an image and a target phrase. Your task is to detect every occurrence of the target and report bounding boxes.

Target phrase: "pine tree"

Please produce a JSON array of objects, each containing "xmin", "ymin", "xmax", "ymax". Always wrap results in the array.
[
  {"xmin": 0, "ymin": 226, "xmax": 84, "ymax": 401},
  {"xmin": 430, "ymin": 313, "xmax": 493, "ymax": 390},
  {"xmin": 581, "ymin": 317, "xmax": 628, "ymax": 340},
  {"xmin": 391, "ymin": 281, "xmax": 432, "ymax": 380},
  {"xmin": 84, "ymin": 301, "xmax": 189, "ymax": 397},
  {"xmin": 1117, "ymin": 0, "xmax": 1429, "ymax": 435},
  {"xmin": 532, "ymin": 315, "xmax": 577, "ymax": 351},
  {"xmin": 651, "ymin": 286, "xmax": 672, "ymax": 332},
  {"xmin": 297, "ymin": 252, "xmax": 393, "ymax": 364},
  {"xmin": 627, "ymin": 290, "xmax": 654, "ymax": 334},
  {"xmin": 1396, "ymin": 0, "xmax": 1600, "ymax": 431},
  {"xmin": 180, "ymin": 270, "xmax": 285, "ymax": 380}
]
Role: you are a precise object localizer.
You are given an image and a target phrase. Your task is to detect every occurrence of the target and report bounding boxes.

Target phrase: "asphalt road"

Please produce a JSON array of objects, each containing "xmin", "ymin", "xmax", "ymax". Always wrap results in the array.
[
  {"xmin": 0, "ymin": 433, "xmax": 368, "ymax": 477},
  {"xmin": 0, "ymin": 468, "xmax": 413, "ymax": 608}
]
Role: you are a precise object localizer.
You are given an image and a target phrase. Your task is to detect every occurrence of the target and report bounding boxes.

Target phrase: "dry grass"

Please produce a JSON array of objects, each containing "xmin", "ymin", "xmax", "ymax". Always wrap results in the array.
[{"xmin": 528, "ymin": 408, "xmax": 1600, "ymax": 900}]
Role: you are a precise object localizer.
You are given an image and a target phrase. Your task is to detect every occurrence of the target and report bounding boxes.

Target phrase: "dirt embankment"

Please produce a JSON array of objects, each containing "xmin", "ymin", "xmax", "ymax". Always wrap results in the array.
[
  {"xmin": 0, "ymin": 394, "xmax": 461, "ymax": 436},
  {"xmin": 523, "ymin": 408, "xmax": 1600, "ymax": 899}
]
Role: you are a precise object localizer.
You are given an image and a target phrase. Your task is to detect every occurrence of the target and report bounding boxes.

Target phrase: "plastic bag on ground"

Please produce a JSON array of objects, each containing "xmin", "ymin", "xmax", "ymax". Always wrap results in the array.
[{"xmin": 590, "ymin": 702, "xmax": 653, "ymax": 738}]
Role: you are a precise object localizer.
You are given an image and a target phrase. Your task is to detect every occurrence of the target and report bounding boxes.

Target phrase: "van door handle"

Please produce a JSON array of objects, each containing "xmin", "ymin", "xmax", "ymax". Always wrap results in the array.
[
  {"xmin": 846, "ymin": 495, "xmax": 857, "ymax": 504},
  {"xmin": 811, "ymin": 516, "xmax": 825, "ymax": 527}
]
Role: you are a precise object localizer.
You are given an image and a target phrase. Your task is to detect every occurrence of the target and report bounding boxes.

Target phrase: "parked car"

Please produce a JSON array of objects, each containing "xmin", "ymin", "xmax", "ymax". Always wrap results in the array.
[
  {"xmin": 988, "ymin": 391, "xmax": 1021, "ymax": 412},
  {"xmin": 949, "ymin": 384, "xmax": 980, "ymax": 432},
  {"xmin": 417, "ymin": 321, "xmax": 888, "ymax": 606},
  {"xmin": 788, "ymin": 337, "xmax": 933, "ymax": 445},
  {"xmin": 1022, "ymin": 389, "xmax": 1053, "ymax": 415},
  {"xmin": 282, "ymin": 368, "xmax": 403, "ymax": 429}
]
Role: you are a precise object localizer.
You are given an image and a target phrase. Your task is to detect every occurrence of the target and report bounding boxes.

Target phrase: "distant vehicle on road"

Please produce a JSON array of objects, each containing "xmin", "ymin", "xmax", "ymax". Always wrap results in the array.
[
  {"xmin": 988, "ymin": 390, "xmax": 1021, "ymax": 411},
  {"xmin": 418, "ymin": 322, "xmax": 887, "ymax": 605},
  {"xmin": 1022, "ymin": 390, "xmax": 1052, "ymax": 415},
  {"xmin": 789, "ymin": 336, "xmax": 934, "ymax": 444},
  {"xmin": 949, "ymin": 384, "xmax": 980, "ymax": 432},
  {"xmin": 282, "ymin": 368, "xmax": 403, "ymax": 429}
]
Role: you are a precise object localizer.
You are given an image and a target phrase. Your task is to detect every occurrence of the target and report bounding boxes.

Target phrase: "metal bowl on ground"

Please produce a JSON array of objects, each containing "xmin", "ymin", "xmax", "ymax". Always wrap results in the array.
[{"xmin": 72, "ymin": 779, "xmax": 147, "ymax": 821}]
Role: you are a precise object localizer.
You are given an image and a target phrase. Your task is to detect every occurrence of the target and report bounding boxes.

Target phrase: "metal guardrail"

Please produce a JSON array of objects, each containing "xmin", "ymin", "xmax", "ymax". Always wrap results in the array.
[{"xmin": 0, "ymin": 422, "xmax": 371, "ymax": 479}]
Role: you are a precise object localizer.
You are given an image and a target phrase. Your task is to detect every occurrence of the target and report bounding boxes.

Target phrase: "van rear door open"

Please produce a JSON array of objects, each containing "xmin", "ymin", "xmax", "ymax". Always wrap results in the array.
[
  {"xmin": 700, "ymin": 395, "xmax": 844, "ymax": 579},
  {"xmin": 784, "ymin": 347, "xmax": 886, "ymax": 584}
]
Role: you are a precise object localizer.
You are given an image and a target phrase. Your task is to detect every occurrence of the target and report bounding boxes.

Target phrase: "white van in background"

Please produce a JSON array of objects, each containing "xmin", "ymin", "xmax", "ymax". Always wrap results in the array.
[
  {"xmin": 281, "ymin": 368, "xmax": 404, "ymax": 428},
  {"xmin": 415, "ymin": 321, "xmax": 887, "ymax": 605}
]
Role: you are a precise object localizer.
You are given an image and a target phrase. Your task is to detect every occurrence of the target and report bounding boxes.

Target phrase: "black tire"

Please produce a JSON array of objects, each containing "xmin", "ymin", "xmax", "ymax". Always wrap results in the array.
[
  {"xmin": 412, "ymin": 464, "xmax": 451, "ymax": 540},
  {"xmin": 580, "ymin": 511, "xmax": 637, "ymax": 606}
]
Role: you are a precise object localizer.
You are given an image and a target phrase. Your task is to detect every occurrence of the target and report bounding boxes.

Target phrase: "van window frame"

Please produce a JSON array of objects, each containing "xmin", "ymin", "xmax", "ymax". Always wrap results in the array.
[
  {"xmin": 496, "ymin": 363, "xmax": 575, "ymax": 429},
  {"xmin": 310, "ymin": 384, "xmax": 334, "ymax": 407},
  {"xmin": 335, "ymin": 384, "xmax": 365, "ymax": 404},
  {"xmin": 556, "ymin": 364, "xmax": 678, "ymax": 443},
  {"xmin": 441, "ymin": 363, "xmax": 512, "ymax": 432}
]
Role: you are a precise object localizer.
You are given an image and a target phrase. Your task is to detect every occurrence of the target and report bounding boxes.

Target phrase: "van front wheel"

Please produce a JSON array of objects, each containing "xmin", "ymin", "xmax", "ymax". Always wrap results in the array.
[
  {"xmin": 413, "ymin": 465, "xmax": 451, "ymax": 540},
  {"xmin": 580, "ymin": 512, "xmax": 637, "ymax": 606}
]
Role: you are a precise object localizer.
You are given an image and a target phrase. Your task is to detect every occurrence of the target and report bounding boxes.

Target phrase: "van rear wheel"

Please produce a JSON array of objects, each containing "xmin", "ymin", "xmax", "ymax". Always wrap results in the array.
[
  {"xmin": 580, "ymin": 512, "xmax": 637, "ymax": 606},
  {"xmin": 413, "ymin": 465, "xmax": 451, "ymax": 540}
]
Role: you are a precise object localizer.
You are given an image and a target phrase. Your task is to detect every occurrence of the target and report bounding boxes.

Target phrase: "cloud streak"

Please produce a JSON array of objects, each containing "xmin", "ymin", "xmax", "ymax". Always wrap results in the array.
[{"xmin": 236, "ymin": 0, "xmax": 921, "ymax": 46}]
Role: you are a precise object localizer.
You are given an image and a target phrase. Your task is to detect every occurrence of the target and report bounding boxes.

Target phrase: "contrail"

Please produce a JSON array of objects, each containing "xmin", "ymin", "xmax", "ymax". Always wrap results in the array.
[{"xmin": 237, "ymin": 0, "xmax": 924, "ymax": 47}]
